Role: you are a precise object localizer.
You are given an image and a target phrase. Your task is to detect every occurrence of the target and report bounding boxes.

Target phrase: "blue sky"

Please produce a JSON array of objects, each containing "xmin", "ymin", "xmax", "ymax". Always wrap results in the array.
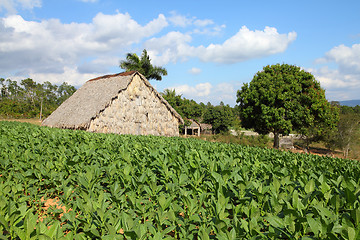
[{"xmin": 1, "ymin": 0, "xmax": 360, "ymax": 105}]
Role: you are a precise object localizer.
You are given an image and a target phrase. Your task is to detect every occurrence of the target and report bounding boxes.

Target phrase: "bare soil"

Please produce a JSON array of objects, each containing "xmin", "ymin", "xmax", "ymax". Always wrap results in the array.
[{"xmin": 289, "ymin": 145, "xmax": 357, "ymax": 160}]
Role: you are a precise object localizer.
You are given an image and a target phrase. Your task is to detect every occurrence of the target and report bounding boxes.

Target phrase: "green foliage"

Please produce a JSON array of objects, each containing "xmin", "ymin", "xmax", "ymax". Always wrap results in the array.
[
  {"xmin": 120, "ymin": 49, "xmax": 167, "ymax": 81},
  {"xmin": 324, "ymin": 113, "xmax": 360, "ymax": 158},
  {"xmin": 0, "ymin": 78, "xmax": 76, "ymax": 119},
  {"xmin": 340, "ymin": 105, "xmax": 360, "ymax": 115},
  {"xmin": 203, "ymin": 105, "xmax": 235, "ymax": 134},
  {"xmin": 162, "ymin": 89, "xmax": 237, "ymax": 134},
  {"xmin": 204, "ymin": 132, "xmax": 271, "ymax": 148},
  {"xmin": 237, "ymin": 64, "xmax": 339, "ymax": 148},
  {"xmin": 161, "ymin": 89, "xmax": 205, "ymax": 122},
  {"xmin": 1, "ymin": 121, "xmax": 360, "ymax": 239}
]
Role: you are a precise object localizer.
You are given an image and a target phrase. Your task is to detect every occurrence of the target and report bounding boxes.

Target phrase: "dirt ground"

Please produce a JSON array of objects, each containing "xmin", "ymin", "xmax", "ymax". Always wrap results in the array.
[{"xmin": 289, "ymin": 145, "xmax": 358, "ymax": 160}]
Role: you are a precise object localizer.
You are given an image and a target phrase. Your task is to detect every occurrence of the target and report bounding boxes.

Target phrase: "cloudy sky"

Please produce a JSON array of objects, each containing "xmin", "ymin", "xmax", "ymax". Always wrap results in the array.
[{"xmin": 1, "ymin": 0, "xmax": 359, "ymax": 105}]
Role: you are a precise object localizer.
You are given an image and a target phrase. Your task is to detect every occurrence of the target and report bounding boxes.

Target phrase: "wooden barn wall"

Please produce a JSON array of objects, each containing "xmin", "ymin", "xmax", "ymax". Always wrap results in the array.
[{"xmin": 88, "ymin": 75, "xmax": 180, "ymax": 136}]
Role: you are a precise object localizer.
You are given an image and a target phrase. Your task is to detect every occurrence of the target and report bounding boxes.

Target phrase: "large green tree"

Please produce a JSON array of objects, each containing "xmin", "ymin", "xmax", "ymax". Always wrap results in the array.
[
  {"xmin": 237, "ymin": 64, "xmax": 338, "ymax": 148},
  {"xmin": 120, "ymin": 49, "xmax": 167, "ymax": 80},
  {"xmin": 203, "ymin": 104, "xmax": 235, "ymax": 134}
]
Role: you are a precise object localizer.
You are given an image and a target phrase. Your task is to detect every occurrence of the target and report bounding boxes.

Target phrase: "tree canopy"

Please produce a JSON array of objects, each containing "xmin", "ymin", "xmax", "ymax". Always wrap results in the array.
[
  {"xmin": 236, "ymin": 64, "xmax": 339, "ymax": 148},
  {"xmin": 120, "ymin": 49, "xmax": 167, "ymax": 81},
  {"xmin": 203, "ymin": 104, "xmax": 235, "ymax": 134},
  {"xmin": 161, "ymin": 89, "xmax": 205, "ymax": 122}
]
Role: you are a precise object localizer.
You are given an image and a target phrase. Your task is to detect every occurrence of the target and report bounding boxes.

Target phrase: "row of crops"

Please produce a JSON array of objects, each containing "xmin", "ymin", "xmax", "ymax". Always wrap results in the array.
[{"xmin": 1, "ymin": 121, "xmax": 360, "ymax": 239}]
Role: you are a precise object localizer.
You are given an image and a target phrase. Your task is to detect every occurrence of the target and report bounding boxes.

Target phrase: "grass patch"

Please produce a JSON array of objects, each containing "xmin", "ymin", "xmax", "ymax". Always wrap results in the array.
[{"xmin": 0, "ymin": 118, "xmax": 41, "ymax": 126}]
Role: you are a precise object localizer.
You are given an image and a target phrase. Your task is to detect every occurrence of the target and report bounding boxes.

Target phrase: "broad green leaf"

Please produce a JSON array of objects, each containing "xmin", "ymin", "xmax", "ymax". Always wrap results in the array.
[
  {"xmin": 198, "ymin": 226, "xmax": 210, "ymax": 240},
  {"xmin": 307, "ymin": 217, "xmax": 321, "ymax": 236},
  {"xmin": 348, "ymin": 227, "xmax": 356, "ymax": 240},
  {"xmin": 266, "ymin": 215, "xmax": 284, "ymax": 229},
  {"xmin": 305, "ymin": 179, "xmax": 315, "ymax": 194}
]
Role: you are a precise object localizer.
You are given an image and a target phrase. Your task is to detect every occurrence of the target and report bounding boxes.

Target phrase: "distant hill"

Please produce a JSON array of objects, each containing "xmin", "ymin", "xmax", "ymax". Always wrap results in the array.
[{"xmin": 339, "ymin": 100, "xmax": 360, "ymax": 107}]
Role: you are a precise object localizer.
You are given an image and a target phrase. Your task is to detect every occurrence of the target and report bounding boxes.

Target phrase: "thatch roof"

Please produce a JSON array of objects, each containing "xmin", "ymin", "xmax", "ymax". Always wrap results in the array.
[
  {"xmin": 200, "ymin": 123, "xmax": 212, "ymax": 130},
  {"xmin": 186, "ymin": 119, "xmax": 212, "ymax": 130},
  {"xmin": 42, "ymin": 71, "xmax": 184, "ymax": 129},
  {"xmin": 188, "ymin": 119, "xmax": 200, "ymax": 128}
]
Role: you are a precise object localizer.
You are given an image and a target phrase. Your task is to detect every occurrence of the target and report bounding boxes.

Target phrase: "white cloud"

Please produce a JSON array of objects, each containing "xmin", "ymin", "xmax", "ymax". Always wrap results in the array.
[
  {"xmin": 197, "ymin": 26, "xmax": 297, "ymax": 63},
  {"xmin": 312, "ymin": 66, "xmax": 359, "ymax": 89},
  {"xmin": 11, "ymin": 66, "xmax": 100, "ymax": 87},
  {"xmin": 168, "ymin": 11, "xmax": 194, "ymax": 27},
  {"xmin": 311, "ymin": 66, "xmax": 360, "ymax": 100},
  {"xmin": 194, "ymin": 19, "xmax": 214, "ymax": 27},
  {"xmin": 313, "ymin": 43, "xmax": 360, "ymax": 100},
  {"xmin": 215, "ymin": 82, "xmax": 236, "ymax": 101},
  {"xmin": 168, "ymin": 11, "xmax": 214, "ymax": 28},
  {"xmin": 188, "ymin": 67, "xmax": 201, "ymax": 75},
  {"xmin": 0, "ymin": 13, "xmax": 168, "ymax": 76},
  {"xmin": 92, "ymin": 12, "xmax": 168, "ymax": 45},
  {"xmin": 168, "ymin": 81, "xmax": 241, "ymax": 105},
  {"xmin": 145, "ymin": 31, "xmax": 194, "ymax": 65},
  {"xmin": 0, "ymin": 0, "xmax": 41, "ymax": 14},
  {"xmin": 192, "ymin": 24, "xmax": 226, "ymax": 36},
  {"xmin": 146, "ymin": 26, "xmax": 297, "ymax": 65},
  {"xmin": 78, "ymin": 56, "xmax": 119, "ymax": 74},
  {"xmin": 172, "ymin": 82, "xmax": 212, "ymax": 97},
  {"xmin": 167, "ymin": 12, "xmax": 223, "ymax": 36},
  {"xmin": 321, "ymin": 43, "xmax": 360, "ymax": 74}
]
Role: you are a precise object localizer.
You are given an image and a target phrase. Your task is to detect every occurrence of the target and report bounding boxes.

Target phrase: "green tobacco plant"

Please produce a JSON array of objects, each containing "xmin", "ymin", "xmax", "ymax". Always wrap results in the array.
[{"xmin": 1, "ymin": 121, "xmax": 360, "ymax": 239}]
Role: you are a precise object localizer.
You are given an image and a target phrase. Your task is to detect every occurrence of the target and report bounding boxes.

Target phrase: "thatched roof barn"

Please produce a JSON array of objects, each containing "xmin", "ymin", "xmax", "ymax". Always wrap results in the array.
[{"xmin": 42, "ymin": 71, "xmax": 184, "ymax": 137}]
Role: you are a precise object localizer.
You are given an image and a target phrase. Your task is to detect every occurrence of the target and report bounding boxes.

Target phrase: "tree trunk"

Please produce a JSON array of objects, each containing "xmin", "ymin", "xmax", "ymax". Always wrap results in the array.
[
  {"xmin": 39, "ymin": 98, "xmax": 43, "ymax": 122},
  {"xmin": 344, "ymin": 145, "xmax": 350, "ymax": 159},
  {"xmin": 273, "ymin": 132, "xmax": 280, "ymax": 149}
]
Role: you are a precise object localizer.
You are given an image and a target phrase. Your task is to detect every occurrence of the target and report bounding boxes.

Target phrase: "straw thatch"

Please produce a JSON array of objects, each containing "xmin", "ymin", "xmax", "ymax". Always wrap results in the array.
[
  {"xmin": 42, "ymin": 71, "xmax": 184, "ymax": 136},
  {"xmin": 200, "ymin": 123, "xmax": 212, "ymax": 134}
]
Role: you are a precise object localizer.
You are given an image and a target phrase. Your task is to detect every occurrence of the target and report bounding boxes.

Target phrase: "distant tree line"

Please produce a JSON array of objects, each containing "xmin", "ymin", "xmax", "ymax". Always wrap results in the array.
[
  {"xmin": 161, "ymin": 89, "xmax": 239, "ymax": 134},
  {"xmin": 0, "ymin": 78, "xmax": 76, "ymax": 119}
]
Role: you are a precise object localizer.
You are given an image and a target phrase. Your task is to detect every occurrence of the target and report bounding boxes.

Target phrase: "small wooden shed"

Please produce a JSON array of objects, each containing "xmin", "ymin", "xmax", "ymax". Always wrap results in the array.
[{"xmin": 42, "ymin": 71, "xmax": 184, "ymax": 137}]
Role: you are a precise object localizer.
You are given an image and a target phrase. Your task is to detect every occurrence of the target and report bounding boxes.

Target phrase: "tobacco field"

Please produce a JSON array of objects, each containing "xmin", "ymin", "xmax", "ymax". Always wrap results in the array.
[{"xmin": 1, "ymin": 121, "xmax": 360, "ymax": 239}]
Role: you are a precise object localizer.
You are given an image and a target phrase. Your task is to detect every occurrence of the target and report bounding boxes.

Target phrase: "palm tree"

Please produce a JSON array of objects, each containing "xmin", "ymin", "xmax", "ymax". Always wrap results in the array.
[{"xmin": 120, "ymin": 49, "xmax": 167, "ymax": 80}]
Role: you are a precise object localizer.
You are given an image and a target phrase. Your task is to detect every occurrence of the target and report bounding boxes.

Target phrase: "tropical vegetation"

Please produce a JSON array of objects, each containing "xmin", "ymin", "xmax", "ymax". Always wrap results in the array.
[
  {"xmin": 120, "ymin": 49, "xmax": 168, "ymax": 81},
  {"xmin": 0, "ymin": 78, "xmax": 76, "ymax": 119}
]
